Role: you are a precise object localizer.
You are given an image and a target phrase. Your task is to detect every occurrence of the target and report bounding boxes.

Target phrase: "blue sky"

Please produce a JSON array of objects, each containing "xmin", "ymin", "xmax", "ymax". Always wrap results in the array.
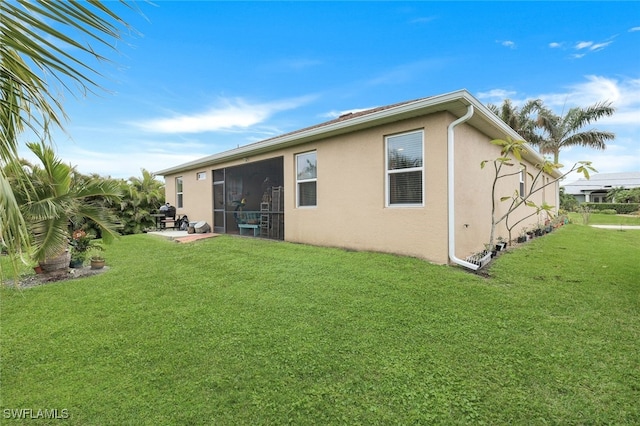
[{"xmin": 27, "ymin": 1, "xmax": 640, "ymax": 181}]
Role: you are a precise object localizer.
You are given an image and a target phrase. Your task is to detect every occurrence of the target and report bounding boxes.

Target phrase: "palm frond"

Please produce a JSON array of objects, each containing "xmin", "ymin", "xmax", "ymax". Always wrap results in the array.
[{"xmin": 560, "ymin": 130, "xmax": 616, "ymax": 151}]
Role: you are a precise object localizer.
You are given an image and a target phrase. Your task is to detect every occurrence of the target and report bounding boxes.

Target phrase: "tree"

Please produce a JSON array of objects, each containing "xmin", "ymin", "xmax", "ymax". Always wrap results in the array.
[
  {"xmin": 605, "ymin": 187, "xmax": 627, "ymax": 203},
  {"xmin": 7, "ymin": 142, "xmax": 121, "ymax": 264},
  {"xmin": 1, "ymin": 1, "xmax": 136, "ymax": 269},
  {"xmin": 559, "ymin": 187, "xmax": 579, "ymax": 211},
  {"xmin": 487, "ymin": 99, "xmax": 545, "ymax": 146},
  {"xmin": 117, "ymin": 169, "xmax": 165, "ymax": 234},
  {"xmin": 536, "ymin": 101, "xmax": 615, "ymax": 164},
  {"xmin": 482, "ymin": 138, "xmax": 596, "ymax": 246},
  {"xmin": 606, "ymin": 187, "xmax": 640, "ymax": 204}
]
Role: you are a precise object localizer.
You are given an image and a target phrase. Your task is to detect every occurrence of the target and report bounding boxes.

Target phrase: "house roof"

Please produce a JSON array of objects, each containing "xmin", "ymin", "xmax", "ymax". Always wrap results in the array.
[
  {"xmin": 562, "ymin": 172, "xmax": 640, "ymax": 194},
  {"xmin": 155, "ymin": 89, "xmax": 557, "ymax": 177}
]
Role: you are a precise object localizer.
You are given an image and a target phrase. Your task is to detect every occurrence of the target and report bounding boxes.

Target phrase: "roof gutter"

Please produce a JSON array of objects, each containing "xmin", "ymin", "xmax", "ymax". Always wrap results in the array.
[{"xmin": 447, "ymin": 104, "xmax": 479, "ymax": 271}]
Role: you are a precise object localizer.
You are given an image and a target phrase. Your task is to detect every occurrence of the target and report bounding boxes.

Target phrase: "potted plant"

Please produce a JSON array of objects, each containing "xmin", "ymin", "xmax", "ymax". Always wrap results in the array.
[
  {"xmin": 69, "ymin": 229, "xmax": 95, "ymax": 268},
  {"xmin": 495, "ymin": 236, "xmax": 507, "ymax": 251},
  {"xmin": 484, "ymin": 243, "xmax": 498, "ymax": 258},
  {"xmin": 88, "ymin": 246, "xmax": 106, "ymax": 269},
  {"xmin": 517, "ymin": 229, "xmax": 527, "ymax": 244},
  {"xmin": 69, "ymin": 251, "xmax": 84, "ymax": 268},
  {"xmin": 534, "ymin": 223, "xmax": 544, "ymax": 237},
  {"xmin": 522, "ymin": 227, "xmax": 533, "ymax": 241}
]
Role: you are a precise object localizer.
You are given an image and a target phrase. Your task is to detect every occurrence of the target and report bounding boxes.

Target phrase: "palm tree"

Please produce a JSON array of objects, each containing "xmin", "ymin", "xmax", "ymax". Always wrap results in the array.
[
  {"xmin": 1, "ymin": 1, "xmax": 135, "ymax": 265},
  {"xmin": 536, "ymin": 101, "xmax": 615, "ymax": 164},
  {"xmin": 487, "ymin": 98, "xmax": 545, "ymax": 146},
  {"xmin": 118, "ymin": 169, "xmax": 165, "ymax": 234},
  {"xmin": 7, "ymin": 142, "xmax": 121, "ymax": 265}
]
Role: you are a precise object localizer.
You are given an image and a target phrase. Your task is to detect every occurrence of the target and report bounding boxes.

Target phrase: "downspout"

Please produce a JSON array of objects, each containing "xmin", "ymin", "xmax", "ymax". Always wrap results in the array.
[{"xmin": 447, "ymin": 104, "xmax": 479, "ymax": 270}]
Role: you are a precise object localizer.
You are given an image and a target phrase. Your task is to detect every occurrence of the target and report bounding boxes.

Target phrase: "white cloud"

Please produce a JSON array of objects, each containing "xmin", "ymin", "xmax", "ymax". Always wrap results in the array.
[
  {"xmin": 590, "ymin": 41, "xmax": 613, "ymax": 51},
  {"xmin": 48, "ymin": 145, "xmax": 209, "ymax": 179},
  {"xmin": 549, "ymin": 42, "xmax": 562, "ymax": 48},
  {"xmin": 629, "ymin": 27, "xmax": 640, "ymax": 32},
  {"xmin": 132, "ymin": 95, "xmax": 316, "ymax": 134},
  {"xmin": 500, "ymin": 40, "xmax": 516, "ymax": 48},
  {"xmin": 538, "ymin": 76, "xmax": 640, "ymax": 123},
  {"xmin": 572, "ymin": 39, "xmax": 613, "ymax": 57},
  {"xmin": 479, "ymin": 75, "xmax": 640, "ymax": 175},
  {"xmin": 561, "ymin": 149, "xmax": 640, "ymax": 182},
  {"xmin": 476, "ymin": 89, "xmax": 517, "ymax": 101},
  {"xmin": 575, "ymin": 41, "xmax": 593, "ymax": 50}
]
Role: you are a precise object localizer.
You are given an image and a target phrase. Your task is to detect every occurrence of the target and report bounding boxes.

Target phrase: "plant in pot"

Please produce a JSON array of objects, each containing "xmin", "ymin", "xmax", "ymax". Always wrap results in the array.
[
  {"xmin": 5, "ymin": 143, "xmax": 121, "ymax": 274},
  {"xmin": 534, "ymin": 223, "xmax": 544, "ymax": 237},
  {"xmin": 485, "ymin": 243, "xmax": 498, "ymax": 258},
  {"xmin": 88, "ymin": 245, "xmax": 106, "ymax": 269},
  {"xmin": 517, "ymin": 229, "xmax": 527, "ymax": 244},
  {"xmin": 69, "ymin": 229, "xmax": 95, "ymax": 268},
  {"xmin": 495, "ymin": 236, "xmax": 507, "ymax": 251},
  {"xmin": 69, "ymin": 250, "xmax": 85, "ymax": 269}
]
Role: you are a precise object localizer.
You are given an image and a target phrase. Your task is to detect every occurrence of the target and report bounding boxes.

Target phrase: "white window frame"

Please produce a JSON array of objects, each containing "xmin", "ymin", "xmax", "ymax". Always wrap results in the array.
[
  {"xmin": 196, "ymin": 171, "xmax": 206, "ymax": 180},
  {"xmin": 176, "ymin": 176, "xmax": 184, "ymax": 208},
  {"xmin": 519, "ymin": 166, "xmax": 526, "ymax": 197},
  {"xmin": 385, "ymin": 130, "xmax": 424, "ymax": 207},
  {"xmin": 296, "ymin": 151, "xmax": 317, "ymax": 208}
]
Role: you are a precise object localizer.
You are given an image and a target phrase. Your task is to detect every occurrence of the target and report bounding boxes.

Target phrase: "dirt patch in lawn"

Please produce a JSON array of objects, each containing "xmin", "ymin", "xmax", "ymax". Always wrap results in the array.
[{"xmin": 3, "ymin": 266, "xmax": 109, "ymax": 290}]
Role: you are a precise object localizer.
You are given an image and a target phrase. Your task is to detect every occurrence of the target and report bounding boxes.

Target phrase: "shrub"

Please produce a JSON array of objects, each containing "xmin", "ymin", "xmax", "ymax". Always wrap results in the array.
[
  {"xmin": 599, "ymin": 209, "xmax": 617, "ymax": 215},
  {"xmin": 582, "ymin": 203, "xmax": 640, "ymax": 214}
]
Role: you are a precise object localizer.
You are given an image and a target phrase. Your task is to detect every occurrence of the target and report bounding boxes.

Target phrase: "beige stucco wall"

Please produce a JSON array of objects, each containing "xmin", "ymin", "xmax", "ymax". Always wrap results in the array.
[
  {"xmin": 163, "ymin": 170, "xmax": 214, "ymax": 224},
  {"xmin": 452, "ymin": 121, "xmax": 556, "ymax": 257},
  {"xmin": 163, "ymin": 111, "xmax": 557, "ymax": 265},
  {"xmin": 286, "ymin": 113, "xmax": 451, "ymax": 263}
]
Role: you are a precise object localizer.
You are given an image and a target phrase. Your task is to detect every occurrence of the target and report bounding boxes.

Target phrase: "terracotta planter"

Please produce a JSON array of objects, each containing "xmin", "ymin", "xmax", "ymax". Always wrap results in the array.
[
  {"xmin": 39, "ymin": 251, "xmax": 71, "ymax": 273},
  {"xmin": 90, "ymin": 258, "xmax": 105, "ymax": 270}
]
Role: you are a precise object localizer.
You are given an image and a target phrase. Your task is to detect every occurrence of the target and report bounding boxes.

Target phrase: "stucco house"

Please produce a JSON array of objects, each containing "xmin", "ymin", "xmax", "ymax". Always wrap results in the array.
[
  {"xmin": 562, "ymin": 172, "xmax": 640, "ymax": 203},
  {"xmin": 156, "ymin": 89, "xmax": 559, "ymax": 270}
]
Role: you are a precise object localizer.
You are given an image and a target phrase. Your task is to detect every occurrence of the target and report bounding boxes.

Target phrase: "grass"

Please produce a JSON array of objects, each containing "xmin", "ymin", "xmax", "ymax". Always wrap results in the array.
[
  {"xmin": 568, "ymin": 211, "xmax": 640, "ymax": 226},
  {"xmin": 1, "ymin": 226, "xmax": 639, "ymax": 424}
]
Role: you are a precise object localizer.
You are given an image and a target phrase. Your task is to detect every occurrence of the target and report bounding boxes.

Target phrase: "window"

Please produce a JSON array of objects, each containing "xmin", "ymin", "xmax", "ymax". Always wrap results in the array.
[
  {"xmin": 519, "ymin": 167, "xmax": 526, "ymax": 197},
  {"xmin": 296, "ymin": 151, "xmax": 317, "ymax": 207},
  {"xmin": 176, "ymin": 176, "xmax": 183, "ymax": 208},
  {"xmin": 386, "ymin": 130, "xmax": 424, "ymax": 206},
  {"xmin": 197, "ymin": 171, "xmax": 206, "ymax": 180}
]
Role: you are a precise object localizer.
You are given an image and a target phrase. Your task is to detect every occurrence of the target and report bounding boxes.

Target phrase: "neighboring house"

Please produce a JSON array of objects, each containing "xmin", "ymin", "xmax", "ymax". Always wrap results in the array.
[
  {"xmin": 562, "ymin": 172, "xmax": 640, "ymax": 203},
  {"xmin": 156, "ymin": 89, "xmax": 560, "ymax": 270}
]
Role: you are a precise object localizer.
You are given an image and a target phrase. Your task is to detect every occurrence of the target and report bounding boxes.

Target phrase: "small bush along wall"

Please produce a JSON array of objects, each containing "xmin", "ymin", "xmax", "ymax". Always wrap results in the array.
[{"xmin": 582, "ymin": 203, "xmax": 639, "ymax": 214}]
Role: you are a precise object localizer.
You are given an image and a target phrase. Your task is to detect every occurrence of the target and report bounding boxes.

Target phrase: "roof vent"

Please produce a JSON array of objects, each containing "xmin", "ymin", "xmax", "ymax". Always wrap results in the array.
[{"xmin": 339, "ymin": 112, "xmax": 353, "ymax": 119}]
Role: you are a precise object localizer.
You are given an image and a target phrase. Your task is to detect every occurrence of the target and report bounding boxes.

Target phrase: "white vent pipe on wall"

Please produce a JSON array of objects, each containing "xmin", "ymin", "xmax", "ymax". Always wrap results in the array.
[{"xmin": 447, "ymin": 104, "xmax": 479, "ymax": 270}]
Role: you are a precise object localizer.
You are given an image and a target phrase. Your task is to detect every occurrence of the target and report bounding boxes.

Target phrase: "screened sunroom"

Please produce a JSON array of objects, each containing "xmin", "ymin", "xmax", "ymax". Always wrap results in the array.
[{"xmin": 212, "ymin": 156, "xmax": 284, "ymax": 239}]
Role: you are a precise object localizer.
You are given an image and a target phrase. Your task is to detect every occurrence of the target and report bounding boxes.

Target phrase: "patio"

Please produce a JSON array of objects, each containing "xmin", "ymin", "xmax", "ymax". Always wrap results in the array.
[{"xmin": 146, "ymin": 229, "xmax": 219, "ymax": 243}]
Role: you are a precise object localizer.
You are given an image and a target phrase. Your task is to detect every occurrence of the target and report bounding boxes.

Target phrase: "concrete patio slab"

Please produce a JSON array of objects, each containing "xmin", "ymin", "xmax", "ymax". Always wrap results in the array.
[{"xmin": 147, "ymin": 230, "xmax": 219, "ymax": 243}]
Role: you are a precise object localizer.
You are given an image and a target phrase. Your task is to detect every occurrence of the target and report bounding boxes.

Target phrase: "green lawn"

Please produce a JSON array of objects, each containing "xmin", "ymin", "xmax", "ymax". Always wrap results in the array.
[
  {"xmin": 569, "ymin": 211, "xmax": 640, "ymax": 226},
  {"xmin": 1, "ymin": 226, "xmax": 639, "ymax": 424}
]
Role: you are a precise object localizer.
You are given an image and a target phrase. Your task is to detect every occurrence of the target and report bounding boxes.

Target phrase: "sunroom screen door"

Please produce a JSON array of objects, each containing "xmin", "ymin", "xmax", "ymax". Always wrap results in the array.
[{"xmin": 213, "ymin": 170, "xmax": 225, "ymax": 233}]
